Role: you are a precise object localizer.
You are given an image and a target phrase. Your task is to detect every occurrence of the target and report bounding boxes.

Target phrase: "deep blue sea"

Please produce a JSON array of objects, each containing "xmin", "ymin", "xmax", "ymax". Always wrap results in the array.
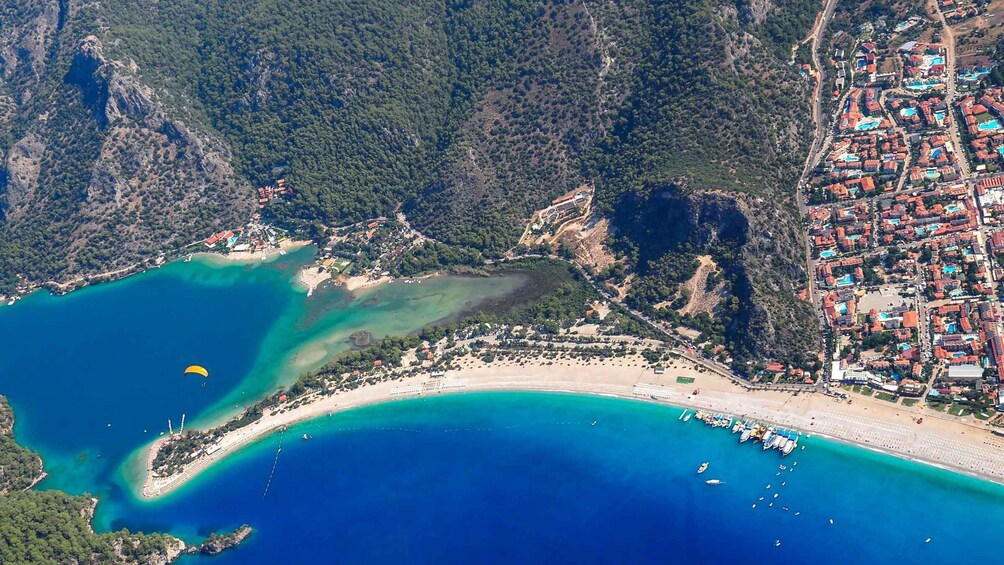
[{"xmin": 3, "ymin": 253, "xmax": 1004, "ymax": 563}]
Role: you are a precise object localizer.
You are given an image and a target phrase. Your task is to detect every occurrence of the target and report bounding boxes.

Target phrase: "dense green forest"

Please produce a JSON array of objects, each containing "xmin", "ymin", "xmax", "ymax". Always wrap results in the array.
[
  {"xmin": 0, "ymin": 490, "xmax": 178, "ymax": 564},
  {"xmin": 0, "ymin": 397, "xmax": 42, "ymax": 493}
]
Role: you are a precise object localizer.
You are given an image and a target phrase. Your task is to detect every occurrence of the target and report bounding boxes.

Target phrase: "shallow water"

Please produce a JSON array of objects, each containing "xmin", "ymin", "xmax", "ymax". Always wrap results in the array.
[{"xmin": 0, "ymin": 247, "xmax": 523, "ymax": 499}]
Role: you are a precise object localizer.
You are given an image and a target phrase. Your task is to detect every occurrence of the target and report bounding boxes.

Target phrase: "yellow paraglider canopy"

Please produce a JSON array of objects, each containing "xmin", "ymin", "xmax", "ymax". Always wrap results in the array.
[{"xmin": 184, "ymin": 365, "xmax": 209, "ymax": 378}]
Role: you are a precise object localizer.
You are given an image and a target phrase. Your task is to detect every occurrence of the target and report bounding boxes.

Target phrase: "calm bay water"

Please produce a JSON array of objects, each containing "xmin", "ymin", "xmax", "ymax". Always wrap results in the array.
[{"xmin": 3, "ymin": 252, "xmax": 1004, "ymax": 563}]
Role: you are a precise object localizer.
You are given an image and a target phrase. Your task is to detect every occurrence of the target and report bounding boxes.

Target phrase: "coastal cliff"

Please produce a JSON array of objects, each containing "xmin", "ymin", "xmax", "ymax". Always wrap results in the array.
[{"xmin": 613, "ymin": 184, "xmax": 820, "ymax": 372}]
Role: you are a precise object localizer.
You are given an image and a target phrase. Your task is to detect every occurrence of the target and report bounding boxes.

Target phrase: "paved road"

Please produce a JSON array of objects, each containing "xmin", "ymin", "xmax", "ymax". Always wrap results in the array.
[{"xmin": 932, "ymin": 0, "xmax": 971, "ymax": 177}]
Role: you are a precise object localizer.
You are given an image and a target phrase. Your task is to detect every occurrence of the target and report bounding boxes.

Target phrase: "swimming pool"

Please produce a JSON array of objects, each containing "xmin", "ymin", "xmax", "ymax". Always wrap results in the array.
[
  {"xmin": 946, "ymin": 322, "xmax": 958, "ymax": 333},
  {"xmin": 848, "ymin": 234, "xmax": 862, "ymax": 241},
  {"xmin": 931, "ymin": 56, "xmax": 945, "ymax": 66},
  {"xmin": 924, "ymin": 169, "xmax": 941, "ymax": 180},
  {"xmin": 837, "ymin": 302, "xmax": 848, "ymax": 315},
  {"xmin": 916, "ymin": 223, "xmax": 942, "ymax": 235},
  {"xmin": 842, "ymin": 153, "xmax": 860, "ymax": 162},
  {"xmin": 931, "ymin": 148, "xmax": 943, "ymax": 159},
  {"xmin": 888, "ymin": 218, "xmax": 901, "ymax": 225},
  {"xmin": 820, "ymin": 249, "xmax": 837, "ymax": 259},
  {"xmin": 900, "ymin": 107, "xmax": 918, "ymax": 118},
  {"xmin": 879, "ymin": 312, "xmax": 892, "ymax": 322},
  {"xmin": 945, "ymin": 203, "xmax": 964, "ymax": 213},
  {"xmin": 949, "ymin": 289, "xmax": 964, "ymax": 298},
  {"xmin": 836, "ymin": 274, "xmax": 854, "ymax": 286},
  {"xmin": 899, "ymin": 343, "xmax": 912, "ymax": 351},
  {"xmin": 934, "ymin": 111, "xmax": 945, "ymax": 124},
  {"xmin": 979, "ymin": 119, "xmax": 1002, "ymax": 132},
  {"xmin": 906, "ymin": 79, "xmax": 941, "ymax": 91},
  {"xmin": 855, "ymin": 117, "xmax": 883, "ymax": 131},
  {"xmin": 997, "ymin": 146, "xmax": 1004, "ymax": 157},
  {"xmin": 943, "ymin": 265, "xmax": 958, "ymax": 274}
]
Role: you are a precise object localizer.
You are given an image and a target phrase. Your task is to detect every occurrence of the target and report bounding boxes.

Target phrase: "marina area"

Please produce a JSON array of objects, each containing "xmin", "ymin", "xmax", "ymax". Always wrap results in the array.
[{"xmin": 682, "ymin": 410, "xmax": 801, "ymax": 456}]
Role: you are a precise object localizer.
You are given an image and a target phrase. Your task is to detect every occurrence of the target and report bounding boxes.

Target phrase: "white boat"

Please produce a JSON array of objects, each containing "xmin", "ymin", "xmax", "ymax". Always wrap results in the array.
[
  {"xmin": 705, "ymin": 479, "xmax": 723, "ymax": 485},
  {"xmin": 740, "ymin": 427, "xmax": 752, "ymax": 443},
  {"xmin": 683, "ymin": 414, "xmax": 692, "ymax": 422},
  {"xmin": 782, "ymin": 439, "xmax": 796, "ymax": 456},
  {"xmin": 761, "ymin": 430, "xmax": 774, "ymax": 450},
  {"xmin": 697, "ymin": 462, "xmax": 709, "ymax": 474},
  {"xmin": 731, "ymin": 420, "xmax": 743, "ymax": 433}
]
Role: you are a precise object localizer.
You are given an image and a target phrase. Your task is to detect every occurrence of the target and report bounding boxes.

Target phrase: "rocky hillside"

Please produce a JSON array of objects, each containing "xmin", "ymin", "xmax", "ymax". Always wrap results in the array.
[
  {"xmin": 590, "ymin": 0, "xmax": 822, "ymax": 370},
  {"xmin": 0, "ymin": 0, "xmax": 822, "ymax": 366},
  {"xmin": 0, "ymin": 1, "xmax": 251, "ymax": 291}
]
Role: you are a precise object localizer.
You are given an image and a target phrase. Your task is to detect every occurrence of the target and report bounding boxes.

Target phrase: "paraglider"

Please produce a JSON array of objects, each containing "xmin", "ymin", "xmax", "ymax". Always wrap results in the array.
[{"xmin": 184, "ymin": 365, "xmax": 209, "ymax": 378}]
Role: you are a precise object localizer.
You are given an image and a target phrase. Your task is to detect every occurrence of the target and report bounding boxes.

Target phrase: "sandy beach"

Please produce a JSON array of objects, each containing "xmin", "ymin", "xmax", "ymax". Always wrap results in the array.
[
  {"xmin": 141, "ymin": 352, "xmax": 1004, "ymax": 498},
  {"xmin": 339, "ymin": 274, "xmax": 392, "ymax": 292},
  {"xmin": 215, "ymin": 238, "xmax": 311, "ymax": 263},
  {"xmin": 297, "ymin": 267, "xmax": 330, "ymax": 295}
]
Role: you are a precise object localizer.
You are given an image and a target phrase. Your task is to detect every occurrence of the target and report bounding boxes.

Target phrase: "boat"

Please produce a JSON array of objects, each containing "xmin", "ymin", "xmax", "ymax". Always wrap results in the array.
[
  {"xmin": 705, "ymin": 479, "xmax": 723, "ymax": 485},
  {"xmin": 782, "ymin": 439, "xmax": 796, "ymax": 456},
  {"xmin": 740, "ymin": 426, "xmax": 753, "ymax": 443},
  {"xmin": 683, "ymin": 413, "xmax": 692, "ymax": 422},
  {"xmin": 591, "ymin": 420, "xmax": 597, "ymax": 427},
  {"xmin": 778, "ymin": 464, "xmax": 786, "ymax": 471},
  {"xmin": 697, "ymin": 462, "xmax": 709, "ymax": 474},
  {"xmin": 731, "ymin": 420, "xmax": 743, "ymax": 433},
  {"xmin": 925, "ymin": 538, "xmax": 931, "ymax": 543},
  {"xmin": 302, "ymin": 433, "xmax": 311, "ymax": 440},
  {"xmin": 769, "ymin": 434, "xmax": 784, "ymax": 450},
  {"xmin": 775, "ymin": 540, "xmax": 781, "ymax": 548},
  {"xmin": 761, "ymin": 429, "xmax": 774, "ymax": 450}
]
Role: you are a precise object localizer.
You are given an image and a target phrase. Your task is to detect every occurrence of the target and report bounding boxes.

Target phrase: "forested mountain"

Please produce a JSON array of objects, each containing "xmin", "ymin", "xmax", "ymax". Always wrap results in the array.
[{"xmin": 0, "ymin": 0, "xmax": 821, "ymax": 366}]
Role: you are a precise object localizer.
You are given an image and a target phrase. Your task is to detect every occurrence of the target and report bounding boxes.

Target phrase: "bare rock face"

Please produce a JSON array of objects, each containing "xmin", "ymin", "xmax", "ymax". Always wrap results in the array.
[
  {"xmin": 1, "ymin": 132, "xmax": 45, "ymax": 220},
  {"xmin": 737, "ymin": 0, "xmax": 774, "ymax": 26},
  {"xmin": 0, "ymin": 29, "xmax": 253, "ymax": 285},
  {"xmin": 0, "ymin": 0, "xmax": 62, "ymax": 91}
]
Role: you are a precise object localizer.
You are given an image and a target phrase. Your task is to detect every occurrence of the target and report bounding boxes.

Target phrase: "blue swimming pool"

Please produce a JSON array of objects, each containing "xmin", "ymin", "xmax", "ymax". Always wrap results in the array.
[
  {"xmin": 855, "ymin": 117, "xmax": 883, "ymax": 131},
  {"xmin": 943, "ymin": 265, "xmax": 958, "ymax": 274},
  {"xmin": 899, "ymin": 343, "xmax": 912, "ymax": 351},
  {"xmin": 836, "ymin": 274, "xmax": 854, "ymax": 285},
  {"xmin": 820, "ymin": 249, "xmax": 837, "ymax": 259},
  {"xmin": 900, "ymin": 107, "xmax": 918, "ymax": 118},
  {"xmin": 979, "ymin": 119, "xmax": 1002, "ymax": 132}
]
